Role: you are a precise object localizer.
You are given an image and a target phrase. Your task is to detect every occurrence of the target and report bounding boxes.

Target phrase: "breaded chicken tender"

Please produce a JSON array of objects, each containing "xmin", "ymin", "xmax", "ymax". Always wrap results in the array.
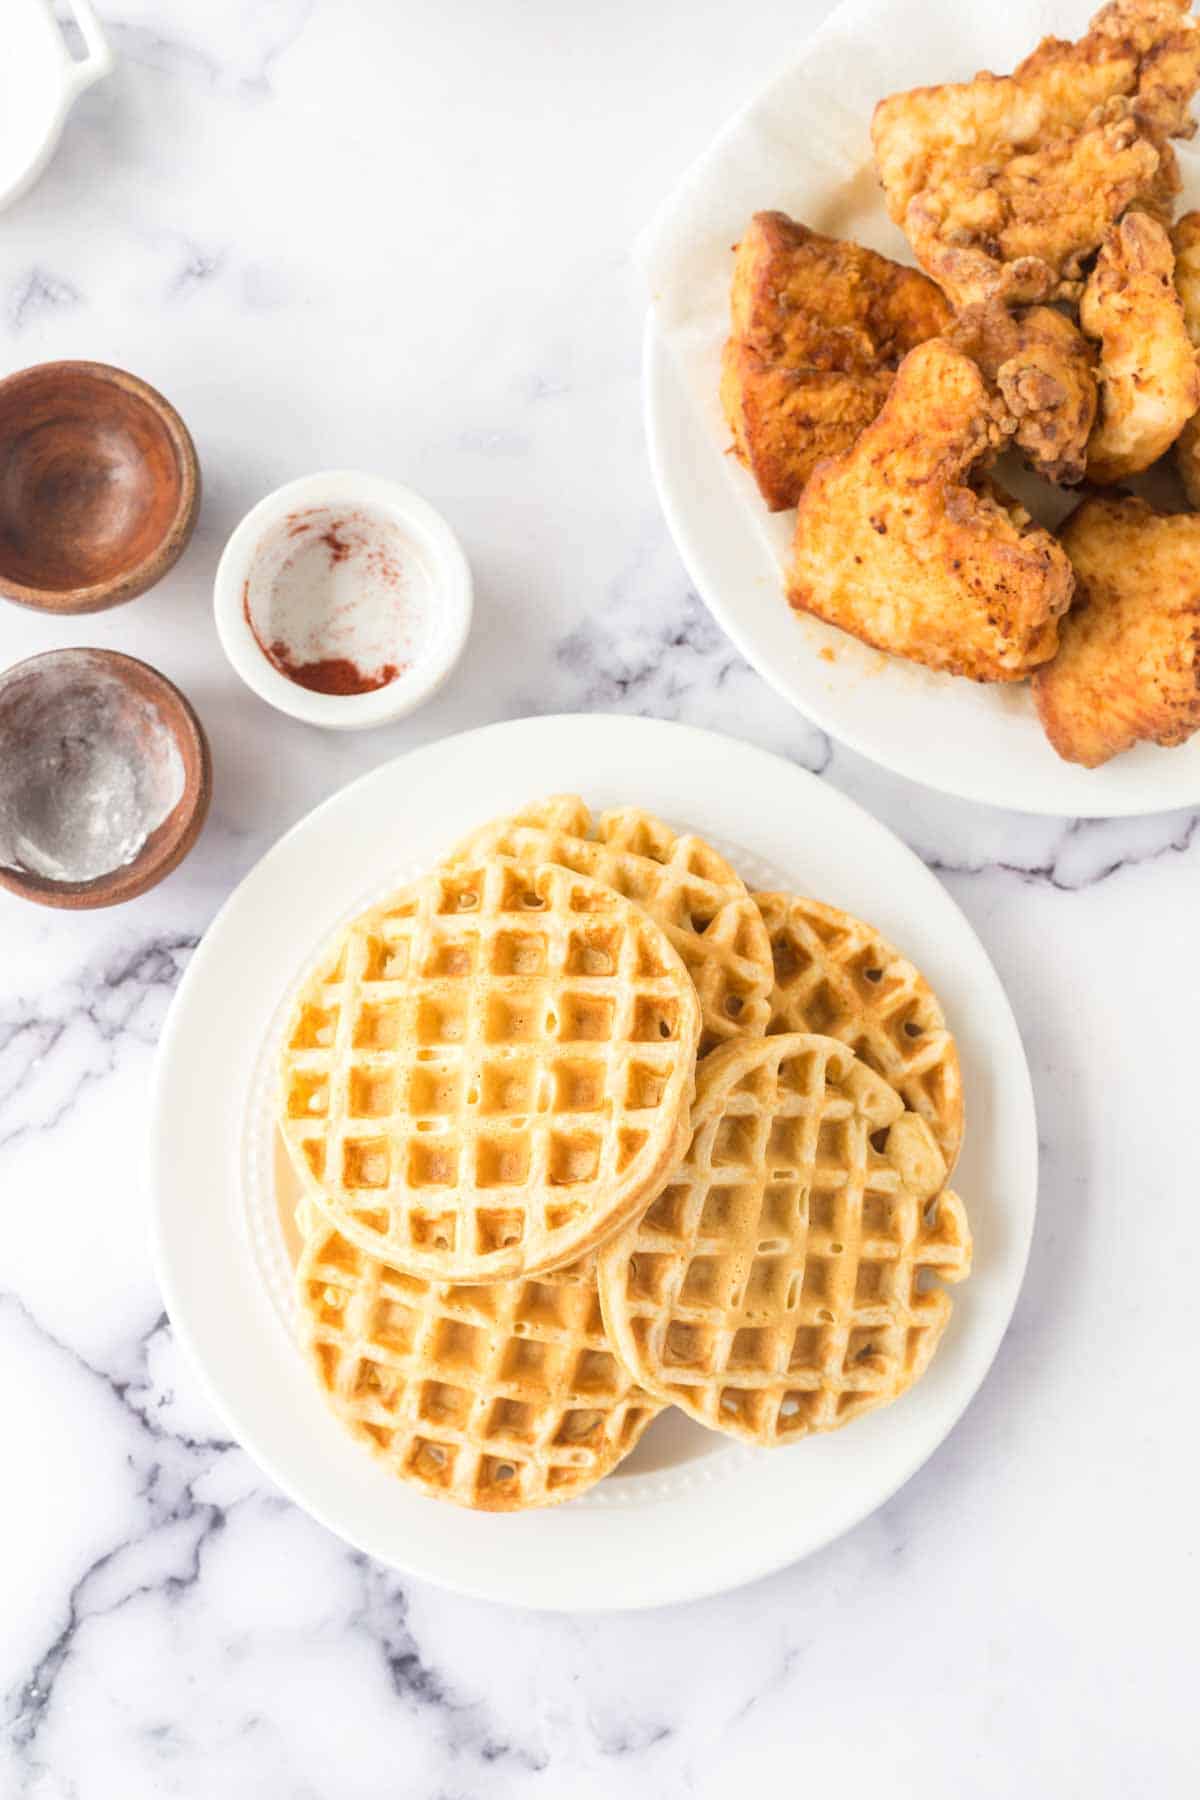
[
  {"xmin": 721, "ymin": 212, "xmax": 951, "ymax": 510},
  {"xmin": 1034, "ymin": 497, "xmax": 1200, "ymax": 763},
  {"xmin": 1170, "ymin": 208, "xmax": 1200, "ymax": 502},
  {"xmin": 1079, "ymin": 209, "xmax": 1200, "ymax": 480},
  {"xmin": 786, "ymin": 339, "xmax": 1075, "ymax": 681},
  {"xmin": 948, "ymin": 302, "xmax": 1098, "ymax": 484},
  {"xmin": 871, "ymin": 0, "xmax": 1200, "ymax": 309},
  {"xmin": 721, "ymin": 345, "xmax": 895, "ymax": 513}
]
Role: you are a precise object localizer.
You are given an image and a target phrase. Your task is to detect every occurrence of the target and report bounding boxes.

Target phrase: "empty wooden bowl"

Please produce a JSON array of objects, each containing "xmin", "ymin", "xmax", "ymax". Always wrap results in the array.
[
  {"xmin": 0, "ymin": 361, "xmax": 200, "ymax": 613},
  {"xmin": 0, "ymin": 647, "xmax": 211, "ymax": 909}
]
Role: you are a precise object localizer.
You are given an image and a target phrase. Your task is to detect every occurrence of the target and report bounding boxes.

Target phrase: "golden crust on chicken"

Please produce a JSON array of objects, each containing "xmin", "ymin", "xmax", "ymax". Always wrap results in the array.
[
  {"xmin": 721, "ymin": 211, "xmax": 951, "ymax": 511},
  {"xmin": 720, "ymin": 343, "xmax": 894, "ymax": 512},
  {"xmin": 1170, "ymin": 208, "xmax": 1200, "ymax": 503},
  {"xmin": 786, "ymin": 338, "xmax": 1075, "ymax": 681},
  {"xmin": 1079, "ymin": 209, "xmax": 1200, "ymax": 480},
  {"xmin": 948, "ymin": 302, "xmax": 1098, "ymax": 485},
  {"xmin": 1171, "ymin": 207, "xmax": 1200, "ymax": 336},
  {"xmin": 1034, "ymin": 496, "xmax": 1200, "ymax": 764},
  {"xmin": 871, "ymin": 0, "xmax": 1200, "ymax": 309}
]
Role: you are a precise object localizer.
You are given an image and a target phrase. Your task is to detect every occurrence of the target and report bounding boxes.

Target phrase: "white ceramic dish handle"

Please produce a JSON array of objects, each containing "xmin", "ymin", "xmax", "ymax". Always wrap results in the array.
[
  {"xmin": 58, "ymin": 0, "xmax": 115, "ymax": 97},
  {"xmin": 0, "ymin": 0, "xmax": 114, "ymax": 214}
]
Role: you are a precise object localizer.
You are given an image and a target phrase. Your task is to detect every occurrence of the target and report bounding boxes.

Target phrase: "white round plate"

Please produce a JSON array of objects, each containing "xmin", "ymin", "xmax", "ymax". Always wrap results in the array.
[
  {"xmin": 644, "ymin": 319, "xmax": 1200, "ymax": 817},
  {"xmin": 151, "ymin": 714, "xmax": 1037, "ymax": 1610}
]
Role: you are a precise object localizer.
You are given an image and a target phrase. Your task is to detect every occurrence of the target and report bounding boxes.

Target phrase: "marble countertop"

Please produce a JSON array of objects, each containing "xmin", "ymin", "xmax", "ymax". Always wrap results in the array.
[{"xmin": 1, "ymin": 1, "xmax": 1195, "ymax": 1793}]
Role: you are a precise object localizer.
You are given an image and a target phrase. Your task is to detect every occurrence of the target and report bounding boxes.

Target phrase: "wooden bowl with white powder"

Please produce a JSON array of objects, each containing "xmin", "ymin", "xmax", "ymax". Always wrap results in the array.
[{"xmin": 0, "ymin": 648, "xmax": 210, "ymax": 909}]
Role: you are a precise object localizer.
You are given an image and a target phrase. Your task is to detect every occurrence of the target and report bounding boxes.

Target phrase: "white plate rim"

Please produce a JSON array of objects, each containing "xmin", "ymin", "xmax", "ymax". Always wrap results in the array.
[
  {"xmin": 643, "ymin": 314, "xmax": 1200, "ymax": 818},
  {"xmin": 149, "ymin": 713, "xmax": 1038, "ymax": 1610}
]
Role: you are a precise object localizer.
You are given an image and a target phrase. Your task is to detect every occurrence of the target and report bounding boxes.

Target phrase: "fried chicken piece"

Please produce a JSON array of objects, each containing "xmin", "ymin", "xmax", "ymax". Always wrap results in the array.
[
  {"xmin": 1033, "ymin": 497, "xmax": 1200, "ymax": 763},
  {"xmin": 1079, "ymin": 209, "xmax": 1200, "ymax": 481},
  {"xmin": 1170, "ymin": 209, "xmax": 1200, "ymax": 503},
  {"xmin": 727, "ymin": 212, "xmax": 953, "ymax": 363},
  {"xmin": 1171, "ymin": 208, "xmax": 1200, "ymax": 335},
  {"xmin": 721, "ymin": 212, "xmax": 951, "ymax": 511},
  {"xmin": 948, "ymin": 302, "xmax": 1098, "ymax": 484},
  {"xmin": 721, "ymin": 346, "xmax": 894, "ymax": 511},
  {"xmin": 786, "ymin": 339, "xmax": 1074, "ymax": 681},
  {"xmin": 871, "ymin": 0, "xmax": 1200, "ymax": 309}
]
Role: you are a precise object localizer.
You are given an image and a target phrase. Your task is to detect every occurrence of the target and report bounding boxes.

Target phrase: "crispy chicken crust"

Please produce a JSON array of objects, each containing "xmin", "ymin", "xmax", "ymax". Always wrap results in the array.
[
  {"xmin": 721, "ymin": 212, "xmax": 951, "ymax": 511},
  {"xmin": 1170, "ymin": 208, "xmax": 1200, "ymax": 502},
  {"xmin": 947, "ymin": 302, "xmax": 1098, "ymax": 484},
  {"xmin": 1034, "ymin": 497, "xmax": 1200, "ymax": 763},
  {"xmin": 786, "ymin": 339, "xmax": 1075, "ymax": 681},
  {"xmin": 871, "ymin": 0, "xmax": 1200, "ymax": 309},
  {"xmin": 1079, "ymin": 209, "xmax": 1200, "ymax": 479},
  {"xmin": 720, "ymin": 345, "xmax": 893, "ymax": 512}
]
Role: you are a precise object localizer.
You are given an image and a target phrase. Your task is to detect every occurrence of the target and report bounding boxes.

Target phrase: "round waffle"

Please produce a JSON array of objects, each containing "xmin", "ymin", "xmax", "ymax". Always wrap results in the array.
[
  {"xmin": 278, "ymin": 855, "xmax": 702, "ymax": 1281},
  {"xmin": 754, "ymin": 892, "xmax": 963, "ymax": 1170},
  {"xmin": 297, "ymin": 1202, "xmax": 661, "ymax": 1510},
  {"xmin": 598, "ymin": 1033, "xmax": 972, "ymax": 1446},
  {"xmin": 451, "ymin": 796, "xmax": 773, "ymax": 1057}
]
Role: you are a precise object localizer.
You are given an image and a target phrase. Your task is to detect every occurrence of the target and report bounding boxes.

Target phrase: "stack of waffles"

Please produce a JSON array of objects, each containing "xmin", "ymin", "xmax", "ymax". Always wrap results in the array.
[{"xmin": 277, "ymin": 797, "xmax": 972, "ymax": 1511}]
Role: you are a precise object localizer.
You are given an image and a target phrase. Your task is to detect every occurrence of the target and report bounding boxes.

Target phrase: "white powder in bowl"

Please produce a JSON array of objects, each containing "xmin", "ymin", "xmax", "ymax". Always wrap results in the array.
[{"xmin": 0, "ymin": 653, "xmax": 185, "ymax": 884}]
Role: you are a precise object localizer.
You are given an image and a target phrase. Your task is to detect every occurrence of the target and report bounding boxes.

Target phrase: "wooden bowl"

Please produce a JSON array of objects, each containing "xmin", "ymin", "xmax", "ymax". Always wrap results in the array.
[
  {"xmin": 0, "ymin": 648, "xmax": 211, "ymax": 910},
  {"xmin": 0, "ymin": 361, "xmax": 200, "ymax": 614}
]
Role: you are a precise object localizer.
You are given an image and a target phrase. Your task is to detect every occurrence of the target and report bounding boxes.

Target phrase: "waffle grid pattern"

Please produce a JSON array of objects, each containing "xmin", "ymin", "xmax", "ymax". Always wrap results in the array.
[
  {"xmin": 453, "ymin": 797, "xmax": 774, "ymax": 1056},
  {"xmin": 279, "ymin": 856, "xmax": 701, "ymax": 1279},
  {"xmin": 299, "ymin": 1205, "xmax": 661, "ymax": 1509},
  {"xmin": 755, "ymin": 892, "xmax": 964, "ymax": 1169},
  {"xmin": 599, "ymin": 1033, "xmax": 971, "ymax": 1445}
]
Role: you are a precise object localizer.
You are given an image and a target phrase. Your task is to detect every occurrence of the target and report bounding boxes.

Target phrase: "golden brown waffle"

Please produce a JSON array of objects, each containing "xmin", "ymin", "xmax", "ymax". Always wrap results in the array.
[
  {"xmin": 599, "ymin": 1033, "xmax": 971, "ymax": 1446},
  {"xmin": 451, "ymin": 796, "xmax": 773, "ymax": 1058},
  {"xmin": 278, "ymin": 855, "xmax": 701, "ymax": 1281},
  {"xmin": 297, "ymin": 1201, "xmax": 661, "ymax": 1510},
  {"xmin": 754, "ymin": 892, "xmax": 963, "ymax": 1170}
]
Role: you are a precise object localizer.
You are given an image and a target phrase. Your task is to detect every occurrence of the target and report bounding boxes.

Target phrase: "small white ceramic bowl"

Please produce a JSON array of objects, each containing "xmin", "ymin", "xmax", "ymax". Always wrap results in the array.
[{"xmin": 214, "ymin": 471, "xmax": 473, "ymax": 730}]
